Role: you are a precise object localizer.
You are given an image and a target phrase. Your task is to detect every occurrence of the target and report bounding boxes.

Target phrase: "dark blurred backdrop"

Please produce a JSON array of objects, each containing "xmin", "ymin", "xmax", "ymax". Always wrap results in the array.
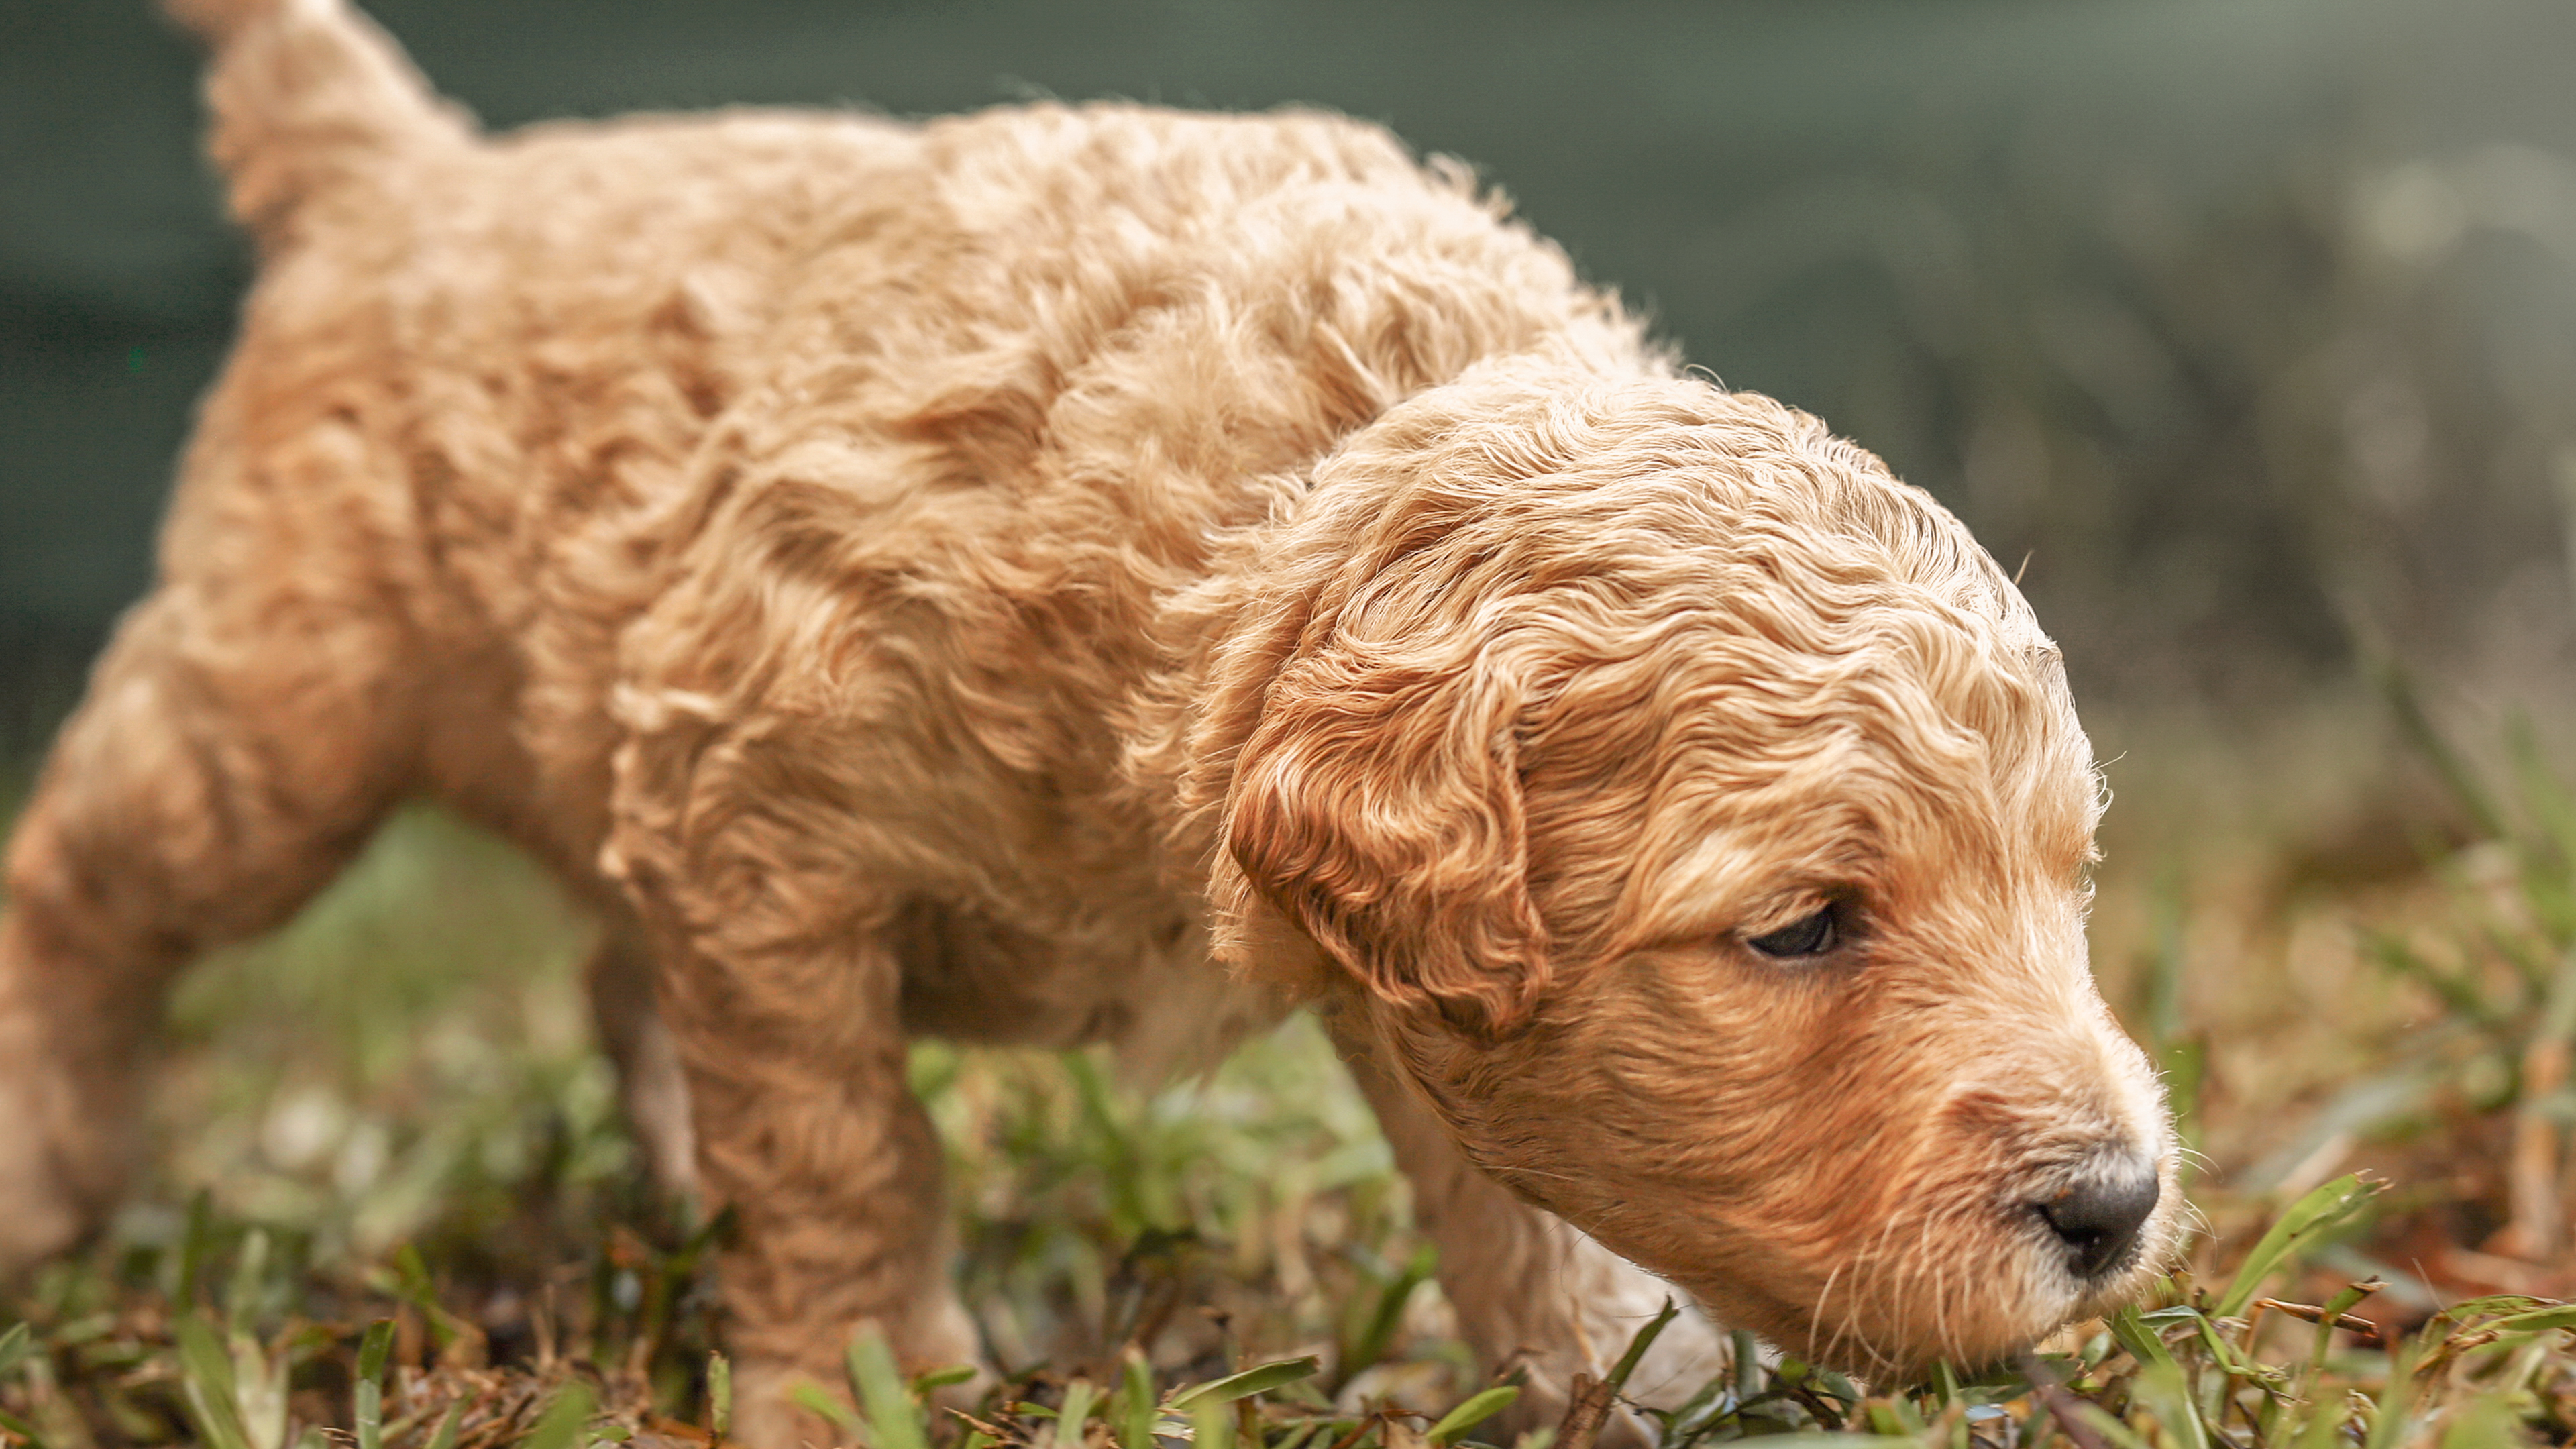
[{"xmin": 7, "ymin": 0, "xmax": 2576, "ymax": 760}]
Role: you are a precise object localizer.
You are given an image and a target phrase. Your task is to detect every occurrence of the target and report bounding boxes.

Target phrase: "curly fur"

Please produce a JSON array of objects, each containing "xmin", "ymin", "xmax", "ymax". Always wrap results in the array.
[{"xmin": 0, "ymin": 0, "xmax": 2178, "ymax": 1440}]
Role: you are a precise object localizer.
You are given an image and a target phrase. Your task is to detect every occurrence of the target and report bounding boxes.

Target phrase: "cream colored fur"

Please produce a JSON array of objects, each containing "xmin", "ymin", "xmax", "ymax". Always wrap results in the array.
[{"xmin": 0, "ymin": 0, "xmax": 2178, "ymax": 1440}]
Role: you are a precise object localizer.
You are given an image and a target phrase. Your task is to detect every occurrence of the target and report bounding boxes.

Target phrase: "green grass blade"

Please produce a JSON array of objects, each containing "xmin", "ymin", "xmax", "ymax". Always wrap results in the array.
[
  {"xmin": 233, "ymin": 1324, "xmax": 288, "ymax": 1449},
  {"xmin": 1116, "ymin": 1348, "xmax": 1160, "ymax": 1449},
  {"xmin": 2126, "ymin": 1357, "xmax": 2210, "ymax": 1449},
  {"xmin": 2302, "ymin": 1280, "xmax": 2383, "ymax": 1381},
  {"xmin": 1426, "ymin": 1386, "xmax": 1521, "ymax": 1445},
  {"xmin": 175, "ymin": 1313, "xmax": 257, "ymax": 1449},
  {"xmin": 2537, "ymin": 947, "xmax": 2576, "ymax": 1046},
  {"xmin": 2379, "ymin": 663, "xmax": 2507, "ymax": 842},
  {"xmin": 1866, "ymin": 1395, "xmax": 1922, "ymax": 1437},
  {"xmin": 392, "ymin": 1246, "xmax": 467, "ymax": 1353},
  {"xmin": 2437, "ymin": 1390, "xmax": 2520, "ymax": 1449},
  {"xmin": 225, "ymin": 1228, "xmax": 270, "ymax": 1328},
  {"xmin": 2508, "ymin": 716, "xmax": 2576, "ymax": 838},
  {"xmin": 1657, "ymin": 1365, "xmax": 1731, "ymax": 1444},
  {"xmin": 519, "ymin": 1380, "xmax": 596, "ymax": 1449},
  {"xmin": 0, "ymin": 1403, "xmax": 45, "ymax": 1449},
  {"xmin": 2361, "ymin": 1339, "xmax": 2421, "ymax": 1449},
  {"xmin": 2363, "ymin": 935, "xmax": 2500, "ymax": 1031},
  {"xmin": 2483, "ymin": 1299, "xmax": 2576, "ymax": 1330},
  {"xmin": 355, "ymin": 1379, "xmax": 383, "ymax": 1449},
  {"xmin": 913, "ymin": 1364, "xmax": 979, "ymax": 1395},
  {"xmin": 355, "ymin": 1318, "xmax": 396, "ymax": 1449},
  {"xmin": 2108, "ymin": 1307, "xmax": 2180, "ymax": 1372},
  {"xmin": 1189, "ymin": 1395, "xmax": 1234, "ymax": 1449},
  {"xmin": 1770, "ymin": 1438, "xmax": 1964, "ymax": 1449},
  {"xmin": 2213, "ymin": 1175, "xmax": 2385, "ymax": 1318},
  {"xmin": 789, "ymin": 1382, "xmax": 863, "ymax": 1436},
  {"xmin": 423, "ymin": 1404, "xmax": 465, "ymax": 1449},
  {"xmin": 357, "ymin": 1319, "xmax": 396, "ymax": 1382},
  {"xmin": 1605, "ymin": 1300, "xmax": 1680, "ymax": 1396},
  {"xmin": 177, "ymin": 1190, "xmax": 217, "ymax": 1309},
  {"xmin": 1059, "ymin": 1378, "xmax": 1100, "ymax": 1447},
  {"xmin": 2188, "ymin": 1315, "xmax": 2262, "ymax": 1381},
  {"xmin": 1167, "ymin": 1356, "xmax": 1322, "ymax": 1411},
  {"xmin": 847, "ymin": 1326, "xmax": 929, "ymax": 1449},
  {"xmin": 2071, "ymin": 1406, "xmax": 2156, "ymax": 1449},
  {"xmin": 1338, "ymin": 1245, "xmax": 1436, "ymax": 1387},
  {"xmin": 0, "ymin": 1322, "xmax": 32, "ymax": 1381},
  {"xmin": 2479, "ymin": 1303, "xmax": 2576, "ymax": 1334},
  {"xmin": 2292, "ymin": 1388, "xmax": 2347, "ymax": 1449},
  {"xmin": 710, "ymin": 1352, "xmax": 733, "ymax": 1440}
]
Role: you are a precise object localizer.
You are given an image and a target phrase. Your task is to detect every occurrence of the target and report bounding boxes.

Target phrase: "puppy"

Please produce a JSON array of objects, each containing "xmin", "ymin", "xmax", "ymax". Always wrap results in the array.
[{"xmin": 0, "ymin": 0, "xmax": 2179, "ymax": 1438}]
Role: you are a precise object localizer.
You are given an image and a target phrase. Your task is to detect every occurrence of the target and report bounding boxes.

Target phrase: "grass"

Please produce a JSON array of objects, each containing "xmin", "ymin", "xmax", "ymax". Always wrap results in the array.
[{"xmin": 10, "ymin": 702, "xmax": 2576, "ymax": 1449}]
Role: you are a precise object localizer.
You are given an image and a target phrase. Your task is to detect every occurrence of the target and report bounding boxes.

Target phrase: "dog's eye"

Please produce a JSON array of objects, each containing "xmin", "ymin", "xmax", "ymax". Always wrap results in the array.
[{"xmin": 1745, "ymin": 904, "xmax": 1840, "ymax": 959}]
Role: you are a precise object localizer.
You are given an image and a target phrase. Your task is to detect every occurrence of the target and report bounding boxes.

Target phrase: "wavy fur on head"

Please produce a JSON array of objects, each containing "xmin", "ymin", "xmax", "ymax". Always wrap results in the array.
[{"xmin": 0, "ymin": 0, "xmax": 2176, "ymax": 1439}]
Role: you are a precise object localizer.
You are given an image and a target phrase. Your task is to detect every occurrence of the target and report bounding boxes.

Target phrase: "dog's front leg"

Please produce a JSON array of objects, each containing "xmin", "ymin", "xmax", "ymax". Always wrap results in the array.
[
  {"xmin": 639, "ymin": 906, "xmax": 978, "ymax": 1446},
  {"xmin": 1328, "ymin": 1012, "xmax": 1732, "ymax": 1446}
]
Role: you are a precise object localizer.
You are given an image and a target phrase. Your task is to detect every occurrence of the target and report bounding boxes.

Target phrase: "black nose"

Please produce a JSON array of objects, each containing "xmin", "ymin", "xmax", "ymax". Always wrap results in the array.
[{"xmin": 2035, "ymin": 1161, "xmax": 2159, "ymax": 1280}]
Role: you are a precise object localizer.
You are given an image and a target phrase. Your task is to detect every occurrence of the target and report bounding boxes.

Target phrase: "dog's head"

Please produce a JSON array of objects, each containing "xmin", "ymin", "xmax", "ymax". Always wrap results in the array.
[{"xmin": 1195, "ymin": 360, "xmax": 2176, "ymax": 1378}]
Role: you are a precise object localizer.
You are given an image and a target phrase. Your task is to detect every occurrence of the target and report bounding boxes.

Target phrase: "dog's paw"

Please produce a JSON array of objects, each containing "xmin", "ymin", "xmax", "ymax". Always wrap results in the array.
[
  {"xmin": 0, "ymin": 945, "xmax": 148, "ymax": 1284},
  {"xmin": 0, "ymin": 1028, "xmax": 107, "ymax": 1283},
  {"xmin": 723, "ymin": 1297, "xmax": 989, "ymax": 1449}
]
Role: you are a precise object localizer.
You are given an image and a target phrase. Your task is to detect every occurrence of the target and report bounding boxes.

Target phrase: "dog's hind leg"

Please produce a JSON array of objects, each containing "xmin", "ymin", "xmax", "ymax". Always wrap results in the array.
[
  {"xmin": 1330, "ymin": 1016, "xmax": 1734, "ymax": 1446},
  {"xmin": 0, "ymin": 407, "xmax": 423, "ymax": 1277}
]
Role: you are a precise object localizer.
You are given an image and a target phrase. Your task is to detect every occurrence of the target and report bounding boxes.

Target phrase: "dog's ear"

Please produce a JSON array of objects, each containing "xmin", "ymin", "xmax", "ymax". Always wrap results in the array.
[{"xmin": 1218, "ymin": 635, "xmax": 1550, "ymax": 1030}]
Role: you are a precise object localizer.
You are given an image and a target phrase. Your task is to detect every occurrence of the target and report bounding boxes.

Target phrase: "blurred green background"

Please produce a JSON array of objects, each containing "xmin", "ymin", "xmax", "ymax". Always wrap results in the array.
[{"xmin": 9, "ymin": 0, "xmax": 2576, "ymax": 759}]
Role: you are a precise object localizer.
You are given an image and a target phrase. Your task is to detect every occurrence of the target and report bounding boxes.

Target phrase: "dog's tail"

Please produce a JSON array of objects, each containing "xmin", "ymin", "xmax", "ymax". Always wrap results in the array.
[{"xmin": 162, "ymin": 0, "xmax": 473, "ymax": 248}]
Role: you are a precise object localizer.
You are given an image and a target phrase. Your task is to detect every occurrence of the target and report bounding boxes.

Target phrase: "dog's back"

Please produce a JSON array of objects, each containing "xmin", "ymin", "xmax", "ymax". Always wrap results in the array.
[{"xmin": 164, "ymin": 0, "xmax": 1650, "ymax": 885}]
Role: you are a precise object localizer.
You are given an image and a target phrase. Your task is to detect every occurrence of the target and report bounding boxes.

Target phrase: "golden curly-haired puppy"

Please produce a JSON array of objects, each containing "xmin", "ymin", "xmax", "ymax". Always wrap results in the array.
[{"xmin": 0, "ymin": 0, "xmax": 2178, "ymax": 1438}]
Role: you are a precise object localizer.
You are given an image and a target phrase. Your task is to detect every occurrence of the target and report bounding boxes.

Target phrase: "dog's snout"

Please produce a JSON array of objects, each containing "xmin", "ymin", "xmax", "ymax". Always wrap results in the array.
[{"xmin": 2033, "ymin": 1156, "xmax": 2159, "ymax": 1281}]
